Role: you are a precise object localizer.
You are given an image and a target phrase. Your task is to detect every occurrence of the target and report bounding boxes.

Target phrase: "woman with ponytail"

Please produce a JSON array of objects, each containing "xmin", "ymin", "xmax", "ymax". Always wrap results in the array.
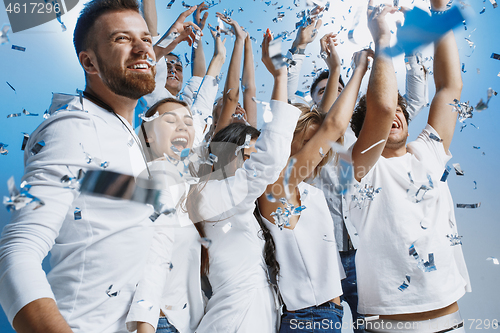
[{"xmin": 257, "ymin": 44, "xmax": 373, "ymax": 333}]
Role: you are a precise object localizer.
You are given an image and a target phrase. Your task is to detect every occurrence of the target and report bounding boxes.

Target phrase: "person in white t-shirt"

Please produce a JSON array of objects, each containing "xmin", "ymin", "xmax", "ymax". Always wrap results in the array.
[{"xmin": 347, "ymin": 1, "xmax": 470, "ymax": 332}]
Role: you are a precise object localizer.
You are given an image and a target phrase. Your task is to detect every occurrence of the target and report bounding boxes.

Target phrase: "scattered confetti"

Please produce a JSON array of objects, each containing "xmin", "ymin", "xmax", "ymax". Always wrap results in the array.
[
  {"xmin": 456, "ymin": 203, "xmax": 480, "ymax": 208},
  {"xmin": 487, "ymin": 257, "xmax": 499, "ymax": 265},
  {"xmin": 429, "ymin": 133, "xmax": 443, "ymax": 142},
  {"xmin": 235, "ymin": 133, "xmax": 251, "ymax": 157},
  {"xmin": 7, "ymin": 113, "xmax": 21, "ymax": 118},
  {"xmin": 440, "ymin": 165, "xmax": 451, "ymax": 182},
  {"xmin": 473, "ymin": 181, "xmax": 477, "ymax": 190},
  {"xmin": 490, "ymin": 0, "xmax": 498, "ymax": 9},
  {"xmin": 0, "ymin": 143, "xmax": 8, "ymax": 155},
  {"xmin": 491, "ymin": 53, "xmax": 500, "ymax": 60},
  {"xmin": 106, "ymin": 284, "xmax": 120, "ymax": 297},
  {"xmin": 30, "ymin": 140, "xmax": 45, "ymax": 156},
  {"xmin": 149, "ymin": 206, "xmax": 176, "ymax": 222},
  {"xmin": 270, "ymin": 197, "xmax": 306, "ymax": 230},
  {"xmin": 398, "ymin": 275, "xmax": 411, "ymax": 292},
  {"xmin": 409, "ymin": 244, "xmax": 436, "ymax": 272},
  {"xmin": 268, "ymin": 38, "xmax": 286, "ymax": 69},
  {"xmin": 3, "ymin": 176, "xmax": 45, "ymax": 211},
  {"xmin": 11, "ymin": 45, "xmax": 26, "ymax": 52},
  {"xmin": 407, "ymin": 174, "xmax": 434, "ymax": 203},
  {"xmin": 0, "ymin": 24, "xmax": 10, "ymax": 44},
  {"xmin": 452, "ymin": 163, "xmax": 464, "ymax": 176},
  {"xmin": 138, "ymin": 111, "xmax": 159, "ymax": 122},
  {"xmin": 449, "ymin": 99, "xmax": 473, "ymax": 122},
  {"xmin": 21, "ymin": 133, "xmax": 29, "ymax": 150},
  {"xmin": 351, "ymin": 183, "xmax": 381, "ymax": 208},
  {"xmin": 22, "ymin": 109, "xmax": 38, "ymax": 117},
  {"xmin": 360, "ymin": 139, "xmax": 385, "ymax": 154},
  {"xmin": 446, "ymin": 233, "xmax": 463, "ymax": 246},
  {"xmin": 167, "ymin": 0, "xmax": 175, "ymax": 9},
  {"xmin": 6, "ymin": 81, "xmax": 15, "ymax": 92},
  {"xmin": 74, "ymin": 207, "xmax": 82, "ymax": 220}
]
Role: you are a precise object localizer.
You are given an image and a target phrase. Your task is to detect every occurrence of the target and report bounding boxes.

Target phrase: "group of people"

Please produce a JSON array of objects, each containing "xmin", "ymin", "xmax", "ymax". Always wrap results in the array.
[{"xmin": 0, "ymin": 0, "xmax": 471, "ymax": 332}]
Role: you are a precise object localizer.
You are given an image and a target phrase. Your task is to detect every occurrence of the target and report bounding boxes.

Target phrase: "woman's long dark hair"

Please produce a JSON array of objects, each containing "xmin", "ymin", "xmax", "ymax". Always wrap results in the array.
[{"xmin": 184, "ymin": 123, "xmax": 280, "ymax": 281}]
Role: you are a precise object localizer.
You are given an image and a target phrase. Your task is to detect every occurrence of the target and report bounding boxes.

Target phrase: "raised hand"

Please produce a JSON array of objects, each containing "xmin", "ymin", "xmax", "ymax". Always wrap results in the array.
[
  {"xmin": 168, "ymin": 6, "xmax": 202, "ymax": 46},
  {"xmin": 351, "ymin": 48, "xmax": 374, "ymax": 73},
  {"xmin": 367, "ymin": 0, "xmax": 398, "ymax": 47},
  {"xmin": 208, "ymin": 23, "xmax": 227, "ymax": 60},
  {"xmin": 261, "ymin": 28, "xmax": 286, "ymax": 78},
  {"xmin": 193, "ymin": 2, "xmax": 209, "ymax": 30},
  {"xmin": 319, "ymin": 33, "xmax": 341, "ymax": 71},
  {"xmin": 216, "ymin": 12, "xmax": 246, "ymax": 40},
  {"xmin": 292, "ymin": 16, "xmax": 322, "ymax": 49}
]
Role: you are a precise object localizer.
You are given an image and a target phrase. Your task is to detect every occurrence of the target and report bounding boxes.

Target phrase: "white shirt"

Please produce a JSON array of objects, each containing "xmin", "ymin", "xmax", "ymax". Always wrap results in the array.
[
  {"xmin": 194, "ymin": 100, "xmax": 301, "ymax": 333},
  {"xmin": 347, "ymin": 124, "xmax": 471, "ymax": 315},
  {"xmin": 263, "ymin": 182, "xmax": 345, "ymax": 311},
  {"xmin": 0, "ymin": 94, "xmax": 155, "ymax": 332}
]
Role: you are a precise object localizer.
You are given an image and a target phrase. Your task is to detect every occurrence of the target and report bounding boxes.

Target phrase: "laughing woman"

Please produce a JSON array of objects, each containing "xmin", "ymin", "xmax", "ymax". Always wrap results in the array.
[{"xmin": 257, "ymin": 45, "xmax": 373, "ymax": 333}]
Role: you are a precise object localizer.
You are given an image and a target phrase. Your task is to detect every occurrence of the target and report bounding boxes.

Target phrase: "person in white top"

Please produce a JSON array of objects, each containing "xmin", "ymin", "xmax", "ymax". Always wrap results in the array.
[
  {"xmin": 0, "ymin": 0, "xmax": 159, "ymax": 332},
  {"xmin": 185, "ymin": 30, "xmax": 301, "ymax": 333},
  {"xmin": 125, "ymin": 25, "xmax": 227, "ymax": 333},
  {"xmin": 258, "ymin": 29, "xmax": 373, "ymax": 331},
  {"xmin": 347, "ymin": 1, "xmax": 470, "ymax": 332}
]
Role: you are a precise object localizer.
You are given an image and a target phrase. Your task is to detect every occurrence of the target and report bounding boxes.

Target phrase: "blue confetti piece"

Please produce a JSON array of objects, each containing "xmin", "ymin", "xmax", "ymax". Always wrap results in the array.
[
  {"xmin": 283, "ymin": 157, "xmax": 296, "ymax": 198},
  {"xmin": 30, "ymin": 140, "xmax": 45, "ymax": 156},
  {"xmin": 74, "ymin": 208, "xmax": 82, "ymax": 220},
  {"xmin": 387, "ymin": 6, "xmax": 465, "ymax": 56},
  {"xmin": 440, "ymin": 165, "xmax": 451, "ymax": 182},
  {"xmin": 398, "ymin": 275, "xmax": 411, "ymax": 291},
  {"xmin": 6, "ymin": 81, "xmax": 15, "ymax": 92},
  {"xmin": 409, "ymin": 244, "xmax": 437, "ymax": 272},
  {"xmin": 167, "ymin": 0, "xmax": 175, "ymax": 9},
  {"xmin": 12, "ymin": 45, "xmax": 26, "ymax": 52}
]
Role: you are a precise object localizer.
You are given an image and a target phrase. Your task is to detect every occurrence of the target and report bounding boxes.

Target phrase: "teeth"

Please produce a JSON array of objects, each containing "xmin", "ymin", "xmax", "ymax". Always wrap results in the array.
[
  {"xmin": 172, "ymin": 138, "xmax": 187, "ymax": 143},
  {"xmin": 392, "ymin": 121, "xmax": 399, "ymax": 128},
  {"xmin": 132, "ymin": 63, "xmax": 148, "ymax": 69}
]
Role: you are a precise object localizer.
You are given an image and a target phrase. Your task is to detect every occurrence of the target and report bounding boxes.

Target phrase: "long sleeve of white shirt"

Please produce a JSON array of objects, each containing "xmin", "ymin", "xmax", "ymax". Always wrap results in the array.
[
  {"xmin": 404, "ymin": 53, "xmax": 429, "ymax": 121},
  {"xmin": 0, "ymin": 94, "xmax": 154, "ymax": 332},
  {"xmin": 287, "ymin": 53, "xmax": 306, "ymax": 104}
]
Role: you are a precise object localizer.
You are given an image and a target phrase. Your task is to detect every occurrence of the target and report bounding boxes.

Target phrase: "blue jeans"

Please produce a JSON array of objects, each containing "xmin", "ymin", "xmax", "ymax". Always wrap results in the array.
[
  {"xmin": 340, "ymin": 250, "xmax": 365, "ymax": 333},
  {"xmin": 156, "ymin": 317, "xmax": 179, "ymax": 333},
  {"xmin": 279, "ymin": 301, "xmax": 344, "ymax": 333}
]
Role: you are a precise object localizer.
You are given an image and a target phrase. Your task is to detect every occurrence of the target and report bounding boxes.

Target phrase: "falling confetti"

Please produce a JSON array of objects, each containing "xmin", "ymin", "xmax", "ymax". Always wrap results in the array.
[
  {"xmin": 449, "ymin": 99, "xmax": 474, "ymax": 122},
  {"xmin": 429, "ymin": 133, "xmax": 443, "ymax": 142},
  {"xmin": 452, "ymin": 163, "xmax": 464, "ymax": 176},
  {"xmin": 0, "ymin": 24, "xmax": 10, "ymax": 44},
  {"xmin": 398, "ymin": 275, "xmax": 411, "ymax": 292},
  {"xmin": 487, "ymin": 257, "xmax": 499, "ymax": 265},
  {"xmin": 268, "ymin": 38, "xmax": 286, "ymax": 69},
  {"xmin": 22, "ymin": 109, "xmax": 38, "ymax": 117},
  {"xmin": 409, "ymin": 244, "xmax": 437, "ymax": 272},
  {"xmin": 283, "ymin": 157, "xmax": 297, "ymax": 198},
  {"xmin": 360, "ymin": 139, "xmax": 385, "ymax": 154},
  {"xmin": 456, "ymin": 203, "xmax": 481, "ymax": 208},
  {"xmin": 440, "ymin": 165, "xmax": 452, "ymax": 182},
  {"xmin": 407, "ymin": 174, "xmax": 434, "ymax": 203},
  {"xmin": 106, "ymin": 284, "xmax": 120, "ymax": 297},
  {"xmin": 6, "ymin": 81, "xmax": 15, "ymax": 92},
  {"xmin": 198, "ymin": 237, "xmax": 212, "ymax": 248},
  {"xmin": 446, "ymin": 233, "xmax": 463, "ymax": 246},
  {"xmin": 11, "ymin": 45, "xmax": 26, "ymax": 52},
  {"xmin": 235, "ymin": 133, "xmax": 251, "ymax": 157},
  {"xmin": 491, "ymin": 53, "xmax": 500, "ymax": 60},
  {"xmin": 3, "ymin": 176, "xmax": 45, "ymax": 211},
  {"xmin": 139, "ymin": 111, "xmax": 159, "ymax": 122},
  {"xmin": 270, "ymin": 197, "xmax": 306, "ymax": 230},
  {"xmin": 21, "ymin": 133, "xmax": 29, "ymax": 150},
  {"xmin": 7, "ymin": 113, "xmax": 21, "ymax": 118},
  {"xmin": 167, "ymin": 0, "xmax": 175, "ymax": 9},
  {"xmin": 0, "ymin": 143, "xmax": 9, "ymax": 155},
  {"xmin": 222, "ymin": 222, "xmax": 232, "ymax": 233},
  {"xmin": 74, "ymin": 207, "xmax": 82, "ymax": 220},
  {"xmin": 351, "ymin": 183, "xmax": 381, "ymax": 208},
  {"xmin": 30, "ymin": 140, "xmax": 45, "ymax": 156}
]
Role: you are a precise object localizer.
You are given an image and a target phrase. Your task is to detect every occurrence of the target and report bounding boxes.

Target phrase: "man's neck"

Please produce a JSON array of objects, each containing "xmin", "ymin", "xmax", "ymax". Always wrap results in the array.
[
  {"xmin": 381, "ymin": 145, "xmax": 407, "ymax": 159},
  {"xmin": 165, "ymin": 84, "xmax": 180, "ymax": 97},
  {"xmin": 85, "ymin": 84, "xmax": 137, "ymax": 125}
]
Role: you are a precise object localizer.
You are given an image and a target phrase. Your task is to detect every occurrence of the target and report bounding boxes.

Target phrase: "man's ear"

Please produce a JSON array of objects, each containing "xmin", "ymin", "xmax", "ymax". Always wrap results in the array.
[{"xmin": 79, "ymin": 50, "xmax": 99, "ymax": 75}]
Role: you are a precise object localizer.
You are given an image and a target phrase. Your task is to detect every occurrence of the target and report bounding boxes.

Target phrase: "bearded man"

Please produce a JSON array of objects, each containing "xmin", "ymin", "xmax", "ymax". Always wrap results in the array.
[{"xmin": 0, "ymin": 0, "xmax": 160, "ymax": 332}]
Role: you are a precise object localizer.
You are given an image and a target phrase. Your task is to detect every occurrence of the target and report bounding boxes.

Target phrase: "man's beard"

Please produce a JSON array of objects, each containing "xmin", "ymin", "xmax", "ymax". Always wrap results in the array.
[{"xmin": 97, "ymin": 53, "xmax": 156, "ymax": 100}]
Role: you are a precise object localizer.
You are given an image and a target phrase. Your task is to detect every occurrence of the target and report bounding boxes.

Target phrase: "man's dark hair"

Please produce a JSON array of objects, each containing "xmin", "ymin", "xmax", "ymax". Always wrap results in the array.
[
  {"xmin": 310, "ymin": 69, "xmax": 345, "ymax": 96},
  {"xmin": 351, "ymin": 92, "xmax": 409, "ymax": 138},
  {"xmin": 166, "ymin": 52, "xmax": 182, "ymax": 63},
  {"xmin": 73, "ymin": 0, "xmax": 140, "ymax": 56}
]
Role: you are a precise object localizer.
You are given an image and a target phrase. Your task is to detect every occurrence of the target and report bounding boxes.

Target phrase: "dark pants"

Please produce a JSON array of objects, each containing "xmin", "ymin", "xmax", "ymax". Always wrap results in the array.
[
  {"xmin": 280, "ymin": 302, "xmax": 344, "ymax": 333},
  {"xmin": 340, "ymin": 249, "xmax": 365, "ymax": 333}
]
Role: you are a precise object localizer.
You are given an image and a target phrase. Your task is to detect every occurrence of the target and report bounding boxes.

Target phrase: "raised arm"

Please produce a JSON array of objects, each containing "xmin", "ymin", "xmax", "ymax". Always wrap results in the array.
[
  {"xmin": 427, "ymin": 0, "xmax": 462, "ymax": 152},
  {"xmin": 270, "ymin": 49, "xmax": 371, "ymax": 199},
  {"xmin": 317, "ymin": 33, "xmax": 342, "ymax": 114},
  {"xmin": 154, "ymin": 6, "xmax": 200, "ymax": 61},
  {"xmin": 213, "ymin": 14, "xmax": 246, "ymax": 134},
  {"xmin": 287, "ymin": 7, "xmax": 323, "ymax": 103},
  {"xmin": 352, "ymin": 3, "xmax": 399, "ymax": 181},
  {"xmin": 242, "ymin": 33, "xmax": 257, "ymax": 127},
  {"xmin": 191, "ymin": 2, "xmax": 208, "ymax": 77},
  {"xmin": 261, "ymin": 29, "xmax": 288, "ymax": 103},
  {"xmin": 142, "ymin": 0, "xmax": 158, "ymax": 36}
]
